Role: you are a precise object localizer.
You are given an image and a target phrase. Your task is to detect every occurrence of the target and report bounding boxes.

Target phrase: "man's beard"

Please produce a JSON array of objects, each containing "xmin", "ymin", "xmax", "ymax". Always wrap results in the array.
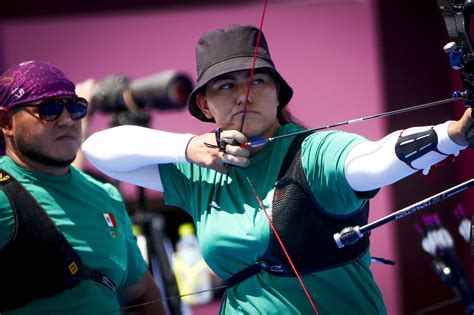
[{"xmin": 13, "ymin": 137, "xmax": 75, "ymax": 168}]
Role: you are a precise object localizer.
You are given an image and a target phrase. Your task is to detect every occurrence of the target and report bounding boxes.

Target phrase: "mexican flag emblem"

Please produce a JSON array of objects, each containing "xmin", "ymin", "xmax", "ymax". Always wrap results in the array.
[{"xmin": 103, "ymin": 213, "xmax": 117, "ymax": 228}]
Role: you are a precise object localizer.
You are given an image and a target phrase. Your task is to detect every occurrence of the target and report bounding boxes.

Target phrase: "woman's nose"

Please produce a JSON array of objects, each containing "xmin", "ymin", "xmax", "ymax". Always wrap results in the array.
[{"xmin": 236, "ymin": 84, "xmax": 252, "ymax": 106}]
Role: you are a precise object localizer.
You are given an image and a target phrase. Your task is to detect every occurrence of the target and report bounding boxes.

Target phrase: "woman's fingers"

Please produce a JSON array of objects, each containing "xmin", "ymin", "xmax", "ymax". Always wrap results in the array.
[
  {"xmin": 223, "ymin": 152, "xmax": 249, "ymax": 168},
  {"xmin": 185, "ymin": 129, "xmax": 250, "ymax": 173}
]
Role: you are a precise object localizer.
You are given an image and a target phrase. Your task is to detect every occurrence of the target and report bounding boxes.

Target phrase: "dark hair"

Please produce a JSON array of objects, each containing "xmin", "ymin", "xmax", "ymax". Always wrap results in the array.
[{"xmin": 277, "ymin": 107, "xmax": 304, "ymax": 127}]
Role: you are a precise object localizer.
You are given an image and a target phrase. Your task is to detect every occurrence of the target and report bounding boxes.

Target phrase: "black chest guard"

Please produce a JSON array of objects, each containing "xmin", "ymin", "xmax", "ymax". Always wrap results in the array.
[
  {"xmin": 0, "ymin": 170, "xmax": 116, "ymax": 312},
  {"xmin": 225, "ymin": 134, "xmax": 370, "ymax": 287}
]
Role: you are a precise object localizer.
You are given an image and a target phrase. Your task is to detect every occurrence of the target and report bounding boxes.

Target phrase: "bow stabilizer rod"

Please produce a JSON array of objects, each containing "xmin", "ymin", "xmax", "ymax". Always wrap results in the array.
[{"xmin": 333, "ymin": 179, "xmax": 474, "ymax": 248}]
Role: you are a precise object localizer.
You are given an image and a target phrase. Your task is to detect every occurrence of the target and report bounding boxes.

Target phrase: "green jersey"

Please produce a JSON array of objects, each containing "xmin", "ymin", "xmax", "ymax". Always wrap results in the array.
[
  {"xmin": 0, "ymin": 157, "xmax": 146, "ymax": 315},
  {"xmin": 159, "ymin": 123, "xmax": 386, "ymax": 314}
]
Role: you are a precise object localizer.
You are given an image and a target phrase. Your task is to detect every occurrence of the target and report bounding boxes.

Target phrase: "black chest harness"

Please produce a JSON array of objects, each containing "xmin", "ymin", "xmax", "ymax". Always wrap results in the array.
[
  {"xmin": 225, "ymin": 135, "xmax": 370, "ymax": 287},
  {"xmin": 0, "ymin": 170, "xmax": 116, "ymax": 312}
]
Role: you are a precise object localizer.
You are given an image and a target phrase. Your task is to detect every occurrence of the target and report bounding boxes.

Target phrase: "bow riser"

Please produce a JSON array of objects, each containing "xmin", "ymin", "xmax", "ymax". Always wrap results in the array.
[{"xmin": 438, "ymin": 0, "xmax": 474, "ymax": 145}]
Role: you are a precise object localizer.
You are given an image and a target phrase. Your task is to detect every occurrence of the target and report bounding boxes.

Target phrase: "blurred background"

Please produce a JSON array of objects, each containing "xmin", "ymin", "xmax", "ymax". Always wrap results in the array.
[{"xmin": 1, "ymin": 0, "xmax": 474, "ymax": 314}]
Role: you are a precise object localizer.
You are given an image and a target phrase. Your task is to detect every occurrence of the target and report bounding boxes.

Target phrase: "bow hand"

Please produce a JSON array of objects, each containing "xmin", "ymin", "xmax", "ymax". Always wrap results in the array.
[{"xmin": 448, "ymin": 107, "xmax": 474, "ymax": 147}]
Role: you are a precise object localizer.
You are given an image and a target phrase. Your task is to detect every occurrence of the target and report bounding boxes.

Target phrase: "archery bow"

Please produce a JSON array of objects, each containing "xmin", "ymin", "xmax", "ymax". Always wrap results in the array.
[
  {"xmin": 233, "ymin": 1, "xmax": 471, "ymax": 314},
  {"xmin": 236, "ymin": 0, "xmax": 474, "ymax": 149},
  {"xmin": 238, "ymin": 2, "xmax": 474, "ymax": 315}
]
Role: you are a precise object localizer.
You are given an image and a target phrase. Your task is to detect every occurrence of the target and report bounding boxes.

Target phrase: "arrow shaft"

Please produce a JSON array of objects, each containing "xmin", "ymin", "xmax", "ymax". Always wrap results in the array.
[{"xmin": 245, "ymin": 96, "xmax": 460, "ymax": 147}]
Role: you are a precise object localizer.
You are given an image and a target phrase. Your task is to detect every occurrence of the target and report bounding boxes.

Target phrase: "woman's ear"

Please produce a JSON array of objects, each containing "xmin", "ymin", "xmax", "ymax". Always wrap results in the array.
[{"xmin": 196, "ymin": 94, "xmax": 214, "ymax": 119}]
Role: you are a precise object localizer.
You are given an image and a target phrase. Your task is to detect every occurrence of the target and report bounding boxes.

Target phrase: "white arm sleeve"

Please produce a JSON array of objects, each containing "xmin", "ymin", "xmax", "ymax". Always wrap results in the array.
[
  {"xmin": 344, "ymin": 121, "xmax": 467, "ymax": 192},
  {"xmin": 82, "ymin": 125, "xmax": 195, "ymax": 192}
]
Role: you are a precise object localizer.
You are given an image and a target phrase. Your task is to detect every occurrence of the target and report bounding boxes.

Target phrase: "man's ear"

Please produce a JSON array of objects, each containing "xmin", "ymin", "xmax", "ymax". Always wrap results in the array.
[
  {"xmin": 0, "ymin": 108, "xmax": 12, "ymax": 134},
  {"xmin": 195, "ymin": 94, "xmax": 214, "ymax": 119}
]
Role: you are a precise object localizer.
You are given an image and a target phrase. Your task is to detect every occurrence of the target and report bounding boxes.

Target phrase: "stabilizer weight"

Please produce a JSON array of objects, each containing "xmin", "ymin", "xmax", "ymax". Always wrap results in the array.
[{"xmin": 333, "ymin": 226, "xmax": 363, "ymax": 248}]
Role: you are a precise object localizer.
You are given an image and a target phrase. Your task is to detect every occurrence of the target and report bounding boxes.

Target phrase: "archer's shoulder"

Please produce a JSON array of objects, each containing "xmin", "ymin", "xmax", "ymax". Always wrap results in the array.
[
  {"xmin": 70, "ymin": 167, "xmax": 124, "ymax": 202},
  {"xmin": 303, "ymin": 130, "xmax": 368, "ymax": 149}
]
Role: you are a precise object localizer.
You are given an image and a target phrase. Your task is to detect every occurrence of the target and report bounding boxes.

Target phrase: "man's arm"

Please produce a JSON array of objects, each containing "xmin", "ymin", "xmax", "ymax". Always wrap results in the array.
[{"xmin": 119, "ymin": 270, "xmax": 166, "ymax": 315}]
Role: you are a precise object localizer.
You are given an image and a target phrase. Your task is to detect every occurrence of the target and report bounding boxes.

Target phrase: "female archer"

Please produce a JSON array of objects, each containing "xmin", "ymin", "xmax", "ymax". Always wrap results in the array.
[{"xmin": 82, "ymin": 24, "xmax": 473, "ymax": 314}]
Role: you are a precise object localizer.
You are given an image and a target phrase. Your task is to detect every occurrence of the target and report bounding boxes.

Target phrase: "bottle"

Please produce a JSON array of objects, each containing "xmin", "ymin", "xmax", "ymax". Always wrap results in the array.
[{"xmin": 172, "ymin": 223, "xmax": 213, "ymax": 305}]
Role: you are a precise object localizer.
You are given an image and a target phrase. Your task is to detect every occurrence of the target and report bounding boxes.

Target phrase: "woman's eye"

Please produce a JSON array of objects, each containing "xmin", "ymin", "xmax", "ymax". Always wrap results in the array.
[
  {"xmin": 218, "ymin": 83, "xmax": 234, "ymax": 90},
  {"xmin": 252, "ymin": 78, "xmax": 264, "ymax": 85}
]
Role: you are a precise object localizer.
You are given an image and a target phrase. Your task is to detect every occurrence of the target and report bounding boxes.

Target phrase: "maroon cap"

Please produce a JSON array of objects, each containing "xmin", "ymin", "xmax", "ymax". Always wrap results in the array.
[{"xmin": 0, "ymin": 61, "xmax": 77, "ymax": 109}]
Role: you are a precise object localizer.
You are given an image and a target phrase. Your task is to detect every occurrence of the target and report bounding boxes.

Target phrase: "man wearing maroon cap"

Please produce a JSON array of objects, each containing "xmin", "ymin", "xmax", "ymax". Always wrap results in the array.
[{"xmin": 0, "ymin": 61, "xmax": 165, "ymax": 314}]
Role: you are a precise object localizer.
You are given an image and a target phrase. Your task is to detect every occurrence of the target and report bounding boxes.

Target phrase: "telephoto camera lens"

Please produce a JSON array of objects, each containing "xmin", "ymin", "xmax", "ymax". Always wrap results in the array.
[{"xmin": 91, "ymin": 71, "xmax": 193, "ymax": 113}]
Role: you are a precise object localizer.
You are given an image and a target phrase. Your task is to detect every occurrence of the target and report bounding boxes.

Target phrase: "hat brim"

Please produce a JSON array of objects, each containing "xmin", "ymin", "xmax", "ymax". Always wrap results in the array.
[{"xmin": 187, "ymin": 56, "xmax": 293, "ymax": 122}]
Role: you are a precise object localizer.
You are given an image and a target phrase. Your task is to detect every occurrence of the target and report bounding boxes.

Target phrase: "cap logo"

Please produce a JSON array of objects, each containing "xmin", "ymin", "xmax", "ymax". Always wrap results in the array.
[{"xmin": 11, "ymin": 88, "xmax": 25, "ymax": 101}]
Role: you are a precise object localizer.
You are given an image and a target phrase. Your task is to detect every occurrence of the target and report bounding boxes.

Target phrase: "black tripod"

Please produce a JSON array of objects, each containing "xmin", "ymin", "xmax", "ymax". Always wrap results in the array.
[{"xmin": 111, "ymin": 110, "xmax": 183, "ymax": 315}]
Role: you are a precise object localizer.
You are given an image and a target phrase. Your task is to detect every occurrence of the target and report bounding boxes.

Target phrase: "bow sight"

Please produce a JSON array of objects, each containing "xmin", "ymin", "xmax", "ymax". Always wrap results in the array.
[{"xmin": 438, "ymin": 0, "xmax": 474, "ymax": 145}]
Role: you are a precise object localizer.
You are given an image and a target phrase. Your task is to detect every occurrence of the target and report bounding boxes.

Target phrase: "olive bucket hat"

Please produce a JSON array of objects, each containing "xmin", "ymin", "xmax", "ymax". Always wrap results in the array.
[{"xmin": 187, "ymin": 24, "xmax": 293, "ymax": 122}]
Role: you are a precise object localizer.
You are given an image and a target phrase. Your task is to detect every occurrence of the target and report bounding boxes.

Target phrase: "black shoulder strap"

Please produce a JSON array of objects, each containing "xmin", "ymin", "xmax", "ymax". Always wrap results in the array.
[
  {"xmin": 0, "ymin": 169, "xmax": 116, "ymax": 311},
  {"xmin": 277, "ymin": 133, "xmax": 309, "ymax": 180},
  {"xmin": 225, "ymin": 133, "xmax": 310, "ymax": 288}
]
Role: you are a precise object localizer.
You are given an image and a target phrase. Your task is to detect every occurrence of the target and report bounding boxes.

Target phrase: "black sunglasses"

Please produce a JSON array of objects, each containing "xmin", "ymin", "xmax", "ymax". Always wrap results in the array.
[{"xmin": 15, "ymin": 97, "xmax": 88, "ymax": 121}]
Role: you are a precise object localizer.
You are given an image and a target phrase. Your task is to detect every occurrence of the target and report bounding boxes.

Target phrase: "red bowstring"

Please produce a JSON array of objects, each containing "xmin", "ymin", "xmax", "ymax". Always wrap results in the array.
[
  {"xmin": 245, "ymin": 176, "xmax": 320, "ymax": 315},
  {"xmin": 241, "ymin": 1, "xmax": 319, "ymax": 314},
  {"xmin": 239, "ymin": 0, "xmax": 268, "ymax": 132}
]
